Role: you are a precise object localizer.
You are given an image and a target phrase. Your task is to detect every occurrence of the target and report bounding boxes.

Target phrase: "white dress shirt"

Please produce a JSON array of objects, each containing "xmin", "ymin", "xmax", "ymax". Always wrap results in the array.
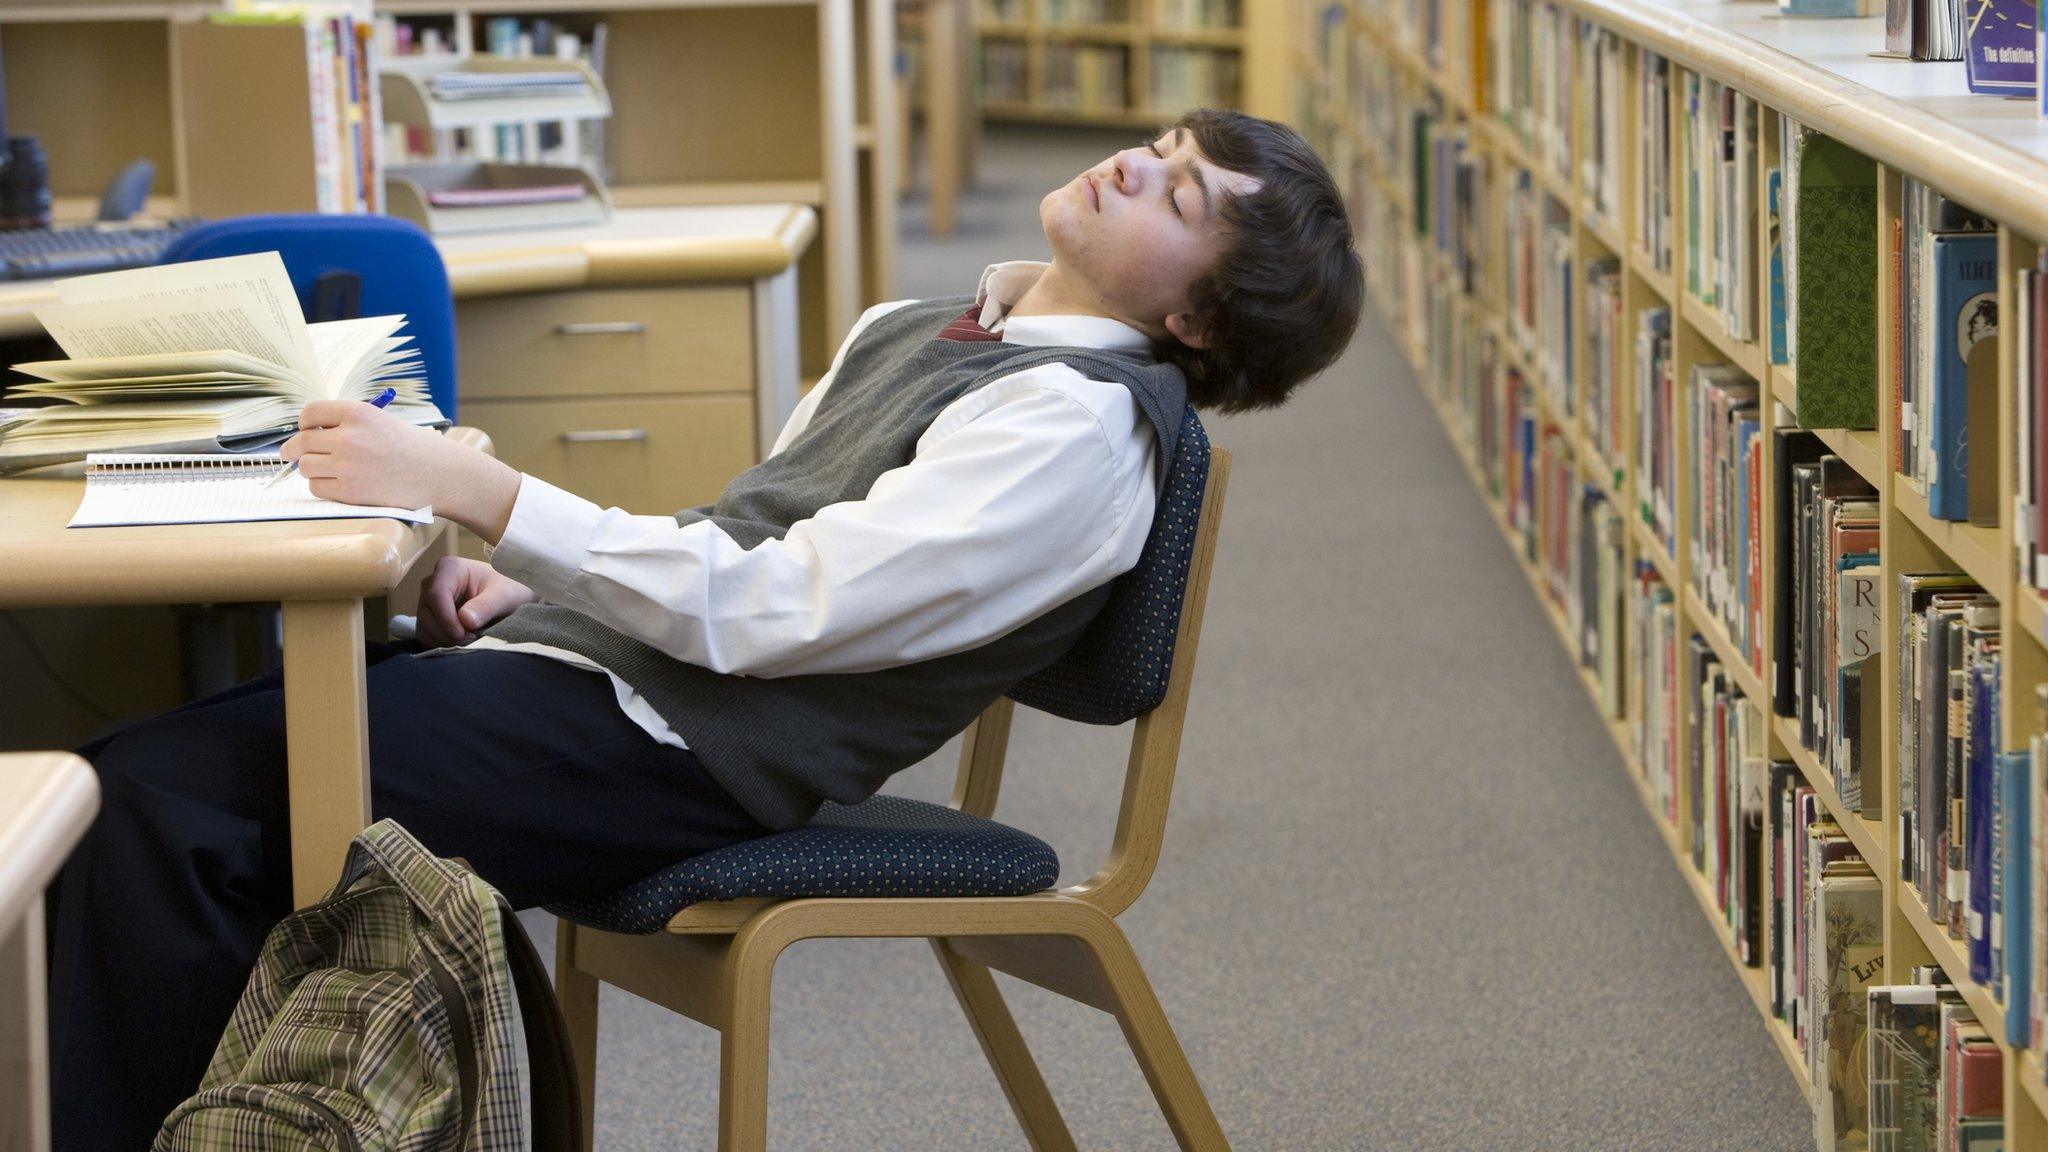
[{"xmin": 451, "ymin": 260, "xmax": 1162, "ymax": 748}]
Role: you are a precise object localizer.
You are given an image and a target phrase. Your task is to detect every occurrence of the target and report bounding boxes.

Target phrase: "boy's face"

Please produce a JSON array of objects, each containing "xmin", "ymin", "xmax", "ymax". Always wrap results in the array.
[{"xmin": 1041, "ymin": 127, "xmax": 1260, "ymax": 343}]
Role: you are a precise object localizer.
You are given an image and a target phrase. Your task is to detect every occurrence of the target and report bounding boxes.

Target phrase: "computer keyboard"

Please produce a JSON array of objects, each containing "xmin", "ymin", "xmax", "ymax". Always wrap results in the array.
[{"xmin": 0, "ymin": 219, "xmax": 204, "ymax": 281}]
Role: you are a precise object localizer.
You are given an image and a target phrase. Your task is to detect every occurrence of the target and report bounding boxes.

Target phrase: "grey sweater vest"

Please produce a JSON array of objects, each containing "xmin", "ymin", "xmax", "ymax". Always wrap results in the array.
[{"xmin": 484, "ymin": 296, "xmax": 1189, "ymax": 829}]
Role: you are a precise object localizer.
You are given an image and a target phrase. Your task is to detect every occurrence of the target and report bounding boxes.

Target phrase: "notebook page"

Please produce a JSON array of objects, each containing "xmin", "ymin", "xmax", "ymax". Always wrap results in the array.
[{"xmin": 69, "ymin": 454, "xmax": 432, "ymax": 529}]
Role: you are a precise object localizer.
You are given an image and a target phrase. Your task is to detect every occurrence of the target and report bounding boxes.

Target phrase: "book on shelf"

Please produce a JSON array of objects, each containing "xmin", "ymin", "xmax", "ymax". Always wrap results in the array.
[
  {"xmin": 1941, "ymin": 1009, "xmax": 2003, "ymax": 1146},
  {"xmin": 0, "ymin": 254, "xmax": 438, "ymax": 473},
  {"xmin": 1811, "ymin": 859, "xmax": 1881, "ymax": 1150},
  {"xmin": 1887, "ymin": 0, "xmax": 1966, "ymax": 58},
  {"xmin": 1866, "ymin": 981, "xmax": 1966, "ymax": 1150},
  {"xmin": 1781, "ymin": 0, "xmax": 1882, "ymax": 18},
  {"xmin": 1635, "ymin": 50, "xmax": 1673, "ymax": 274},
  {"xmin": 1768, "ymin": 166, "xmax": 1789, "ymax": 365},
  {"xmin": 1688, "ymin": 365, "xmax": 1761, "ymax": 676},
  {"xmin": 1997, "ymin": 749, "xmax": 2030, "ymax": 1046},
  {"xmin": 1770, "ymin": 427, "xmax": 1828, "ymax": 718},
  {"xmin": 1792, "ymin": 131, "xmax": 1880, "ymax": 430}
]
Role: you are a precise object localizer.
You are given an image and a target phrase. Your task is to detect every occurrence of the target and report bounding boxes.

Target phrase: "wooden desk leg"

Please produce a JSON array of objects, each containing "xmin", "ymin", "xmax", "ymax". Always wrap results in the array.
[
  {"xmin": 282, "ymin": 598, "xmax": 372, "ymax": 907},
  {"xmin": 928, "ymin": 0, "xmax": 962, "ymax": 238},
  {"xmin": 1, "ymin": 906, "xmax": 50, "ymax": 1152}
]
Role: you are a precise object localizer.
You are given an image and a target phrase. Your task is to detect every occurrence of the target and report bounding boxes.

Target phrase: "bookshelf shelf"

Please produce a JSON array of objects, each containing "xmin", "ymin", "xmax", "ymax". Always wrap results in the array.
[
  {"xmin": 1768, "ymin": 714, "xmax": 1887, "ymax": 868},
  {"xmin": 1325, "ymin": 0, "xmax": 2048, "ymax": 1139},
  {"xmin": 1584, "ymin": 212, "xmax": 1626, "ymax": 257},
  {"xmin": 1810, "ymin": 426, "xmax": 1884, "ymax": 491},
  {"xmin": 1894, "ymin": 480, "xmax": 2008, "ymax": 597},
  {"xmin": 1900, "ymin": 880, "xmax": 2010, "ymax": 1043},
  {"xmin": 1629, "ymin": 246, "xmax": 1677, "ymax": 304},
  {"xmin": 1633, "ymin": 519, "xmax": 1679, "ymax": 590},
  {"xmin": 1682, "ymin": 585, "xmax": 1767, "ymax": 707},
  {"xmin": 1679, "ymin": 293, "xmax": 1766, "ymax": 382}
]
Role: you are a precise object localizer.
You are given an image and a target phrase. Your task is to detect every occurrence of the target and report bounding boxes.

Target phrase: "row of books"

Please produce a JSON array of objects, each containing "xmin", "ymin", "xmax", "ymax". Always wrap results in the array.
[
  {"xmin": 1503, "ymin": 173, "xmax": 1572, "ymax": 414},
  {"xmin": 1041, "ymin": 0, "xmax": 1129, "ymax": 25},
  {"xmin": 299, "ymin": 14, "xmax": 382, "ymax": 217},
  {"xmin": 1583, "ymin": 258, "xmax": 1626, "ymax": 478},
  {"xmin": 1682, "ymin": 74, "xmax": 1761, "ymax": 345},
  {"xmin": 1636, "ymin": 51, "xmax": 1674, "ymax": 274},
  {"xmin": 981, "ymin": 42, "xmax": 1030, "ymax": 104},
  {"xmin": 1152, "ymin": 0, "xmax": 1241, "ymax": 30},
  {"xmin": 1782, "ymin": 437, "xmax": 1879, "ymax": 807},
  {"xmin": 1484, "ymin": 0, "xmax": 1572, "ymax": 189},
  {"xmin": 1038, "ymin": 45, "xmax": 1129, "ymax": 111},
  {"xmin": 1687, "ymin": 365, "xmax": 1762, "ymax": 681},
  {"xmin": 1633, "ymin": 306, "xmax": 1675, "ymax": 553},
  {"xmin": 1630, "ymin": 564, "xmax": 1681, "ymax": 821},
  {"xmin": 1148, "ymin": 48, "xmax": 1244, "ymax": 112},
  {"xmin": 1578, "ymin": 23, "xmax": 1623, "ymax": 230},
  {"xmin": 1897, "ymin": 178, "xmax": 1999, "ymax": 524}
]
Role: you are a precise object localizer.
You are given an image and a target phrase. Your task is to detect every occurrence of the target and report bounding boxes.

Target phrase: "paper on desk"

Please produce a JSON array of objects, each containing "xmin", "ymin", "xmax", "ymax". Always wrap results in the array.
[{"xmin": 37, "ymin": 253, "xmax": 321, "ymax": 385}]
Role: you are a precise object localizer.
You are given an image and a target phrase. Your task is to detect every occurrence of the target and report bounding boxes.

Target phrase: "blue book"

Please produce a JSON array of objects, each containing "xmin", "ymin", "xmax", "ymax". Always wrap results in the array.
[
  {"xmin": 1928, "ymin": 233, "xmax": 2000, "ymax": 521},
  {"xmin": 1966, "ymin": 0, "xmax": 2040, "ymax": 95},
  {"xmin": 1767, "ymin": 169, "xmax": 1788, "ymax": 365},
  {"xmin": 1967, "ymin": 658, "xmax": 1998, "ymax": 986},
  {"xmin": 2001, "ymin": 750, "xmax": 2032, "ymax": 1042}
]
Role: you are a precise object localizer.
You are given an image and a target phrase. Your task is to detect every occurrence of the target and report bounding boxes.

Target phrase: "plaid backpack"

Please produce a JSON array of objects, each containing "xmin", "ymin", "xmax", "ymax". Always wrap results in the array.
[{"xmin": 155, "ymin": 820, "xmax": 582, "ymax": 1151}]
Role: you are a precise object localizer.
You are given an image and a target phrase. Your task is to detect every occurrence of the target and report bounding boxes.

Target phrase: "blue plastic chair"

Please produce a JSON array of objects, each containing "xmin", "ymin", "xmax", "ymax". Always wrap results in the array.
[
  {"xmin": 158, "ymin": 214, "xmax": 458, "ymax": 421},
  {"xmin": 550, "ymin": 407, "xmax": 1236, "ymax": 1150}
]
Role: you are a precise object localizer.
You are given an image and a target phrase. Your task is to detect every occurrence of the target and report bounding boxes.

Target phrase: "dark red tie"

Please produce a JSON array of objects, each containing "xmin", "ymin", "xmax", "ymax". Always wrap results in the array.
[{"xmin": 937, "ymin": 304, "xmax": 1001, "ymax": 342}]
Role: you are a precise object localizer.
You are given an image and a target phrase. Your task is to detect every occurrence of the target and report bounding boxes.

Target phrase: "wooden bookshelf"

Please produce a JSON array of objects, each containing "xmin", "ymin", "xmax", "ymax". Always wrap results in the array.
[
  {"xmin": 1318, "ymin": 0, "xmax": 2048, "ymax": 1146},
  {"xmin": 974, "ymin": 0, "xmax": 1290, "ymax": 127}
]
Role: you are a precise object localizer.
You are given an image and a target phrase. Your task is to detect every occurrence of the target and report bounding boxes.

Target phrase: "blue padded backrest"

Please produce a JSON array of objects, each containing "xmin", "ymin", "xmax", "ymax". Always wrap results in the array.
[
  {"xmin": 1006, "ymin": 405, "xmax": 1209, "ymax": 725},
  {"xmin": 159, "ymin": 215, "xmax": 459, "ymax": 421}
]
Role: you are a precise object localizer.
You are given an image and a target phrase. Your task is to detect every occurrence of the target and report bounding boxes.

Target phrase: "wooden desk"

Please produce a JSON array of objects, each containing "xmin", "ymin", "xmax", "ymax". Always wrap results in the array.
[
  {"xmin": 0, "ymin": 428, "xmax": 488, "ymax": 907},
  {"xmin": 0, "ymin": 204, "xmax": 816, "ymax": 509},
  {"xmin": 0, "ymin": 752, "xmax": 96, "ymax": 1152}
]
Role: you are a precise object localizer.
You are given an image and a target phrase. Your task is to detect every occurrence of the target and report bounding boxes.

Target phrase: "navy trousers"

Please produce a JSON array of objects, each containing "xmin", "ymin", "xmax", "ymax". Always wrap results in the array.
[{"xmin": 46, "ymin": 645, "xmax": 771, "ymax": 1152}]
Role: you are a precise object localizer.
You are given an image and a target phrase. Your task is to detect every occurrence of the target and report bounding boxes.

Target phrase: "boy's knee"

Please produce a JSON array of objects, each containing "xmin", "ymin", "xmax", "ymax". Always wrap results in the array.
[{"xmin": 87, "ymin": 710, "xmax": 286, "ymax": 821}]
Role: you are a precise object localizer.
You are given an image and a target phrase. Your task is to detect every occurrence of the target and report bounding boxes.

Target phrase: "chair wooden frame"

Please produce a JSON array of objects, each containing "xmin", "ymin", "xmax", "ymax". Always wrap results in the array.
[{"xmin": 553, "ymin": 447, "xmax": 1233, "ymax": 1151}]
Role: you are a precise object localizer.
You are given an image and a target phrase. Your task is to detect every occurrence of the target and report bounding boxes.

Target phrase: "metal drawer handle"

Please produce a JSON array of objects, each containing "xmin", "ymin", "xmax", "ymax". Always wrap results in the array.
[
  {"xmin": 560, "ymin": 428, "xmax": 649, "ymax": 444},
  {"xmin": 554, "ymin": 321, "xmax": 647, "ymax": 336}
]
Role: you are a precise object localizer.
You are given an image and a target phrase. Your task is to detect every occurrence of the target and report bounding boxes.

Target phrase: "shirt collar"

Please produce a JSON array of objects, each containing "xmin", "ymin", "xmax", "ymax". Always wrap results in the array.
[{"xmin": 971, "ymin": 261, "xmax": 1152, "ymax": 353}]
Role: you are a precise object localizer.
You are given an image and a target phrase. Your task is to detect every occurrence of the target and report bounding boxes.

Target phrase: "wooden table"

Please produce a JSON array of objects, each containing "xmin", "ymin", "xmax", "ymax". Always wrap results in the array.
[
  {"xmin": 0, "ymin": 428, "xmax": 488, "ymax": 906},
  {"xmin": 0, "ymin": 752, "xmax": 97, "ymax": 1152}
]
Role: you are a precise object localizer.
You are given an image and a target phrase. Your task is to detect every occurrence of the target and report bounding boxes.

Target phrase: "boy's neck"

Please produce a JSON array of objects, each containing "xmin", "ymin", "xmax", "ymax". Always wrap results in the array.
[{"xmin": 1007, "ymin": 262, "xmax": 1149, "ymax": 336}]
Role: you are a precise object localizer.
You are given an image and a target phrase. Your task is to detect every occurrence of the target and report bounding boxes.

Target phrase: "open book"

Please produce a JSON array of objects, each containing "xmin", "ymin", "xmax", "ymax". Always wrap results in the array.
[{"xmin": 0, "ymin": 252, "xmax": 442, "ymax": 472}]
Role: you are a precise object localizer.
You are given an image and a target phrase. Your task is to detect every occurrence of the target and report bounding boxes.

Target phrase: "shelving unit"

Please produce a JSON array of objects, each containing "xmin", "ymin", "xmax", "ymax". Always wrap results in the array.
[
  {"xmin": 0, "ymin": 0, "xmax": 897, "ymax": 376},
  {"xmin": 975, "ymin": 0, "xmax": 1290, "ymax": 126},
  {"xmin": 1311, "ymin": 0, "xmax": 2048, "ymax": 1146}
]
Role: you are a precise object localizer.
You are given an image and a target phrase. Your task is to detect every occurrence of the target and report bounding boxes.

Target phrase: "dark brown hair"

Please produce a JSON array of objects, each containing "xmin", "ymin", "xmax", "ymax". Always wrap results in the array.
[{"xmin": 1164, "ymin": 109, "xmax": 1363, "ymax": 413}]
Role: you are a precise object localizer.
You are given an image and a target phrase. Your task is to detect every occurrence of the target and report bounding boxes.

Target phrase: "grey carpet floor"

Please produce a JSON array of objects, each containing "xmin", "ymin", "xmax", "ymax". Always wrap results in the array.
[{"xmin": 523, "ymin": 125, "xmax": 1815, "ymax": 1150}]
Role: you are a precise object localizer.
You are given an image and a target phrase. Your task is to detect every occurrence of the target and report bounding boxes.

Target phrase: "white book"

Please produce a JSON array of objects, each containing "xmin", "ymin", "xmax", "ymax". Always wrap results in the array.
[{"xmin": 0, "ymin": 253, "xmax": 439, "ymax": 471}]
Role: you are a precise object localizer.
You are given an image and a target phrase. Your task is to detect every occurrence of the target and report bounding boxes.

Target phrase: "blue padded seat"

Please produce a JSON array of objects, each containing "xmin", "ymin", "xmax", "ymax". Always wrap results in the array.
[
  {"xmin": 551, "ymin": 407, "xmax": 1211, "ymax": 935},
  {"xmin": 547, "ymin": 795, "xmax": 1061, "ymax": 935}
]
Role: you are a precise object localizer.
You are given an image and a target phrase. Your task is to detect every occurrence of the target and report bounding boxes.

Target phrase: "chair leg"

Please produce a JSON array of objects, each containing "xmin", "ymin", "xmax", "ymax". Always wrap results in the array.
[
  {"xmin": 553, "ymin": 920, "xmax": 600, "ymax": 1152},
  {"xmin": 1083, "ymin": 928, "xmax": 1231, "ymax": 1152},
  {"xmin": 718, "ymin": 935, "xmax": 778, "ymax": 1152},
  {"xmin": 931, "ymin": 939, "xmax": 1079, "ymax": 1152}
]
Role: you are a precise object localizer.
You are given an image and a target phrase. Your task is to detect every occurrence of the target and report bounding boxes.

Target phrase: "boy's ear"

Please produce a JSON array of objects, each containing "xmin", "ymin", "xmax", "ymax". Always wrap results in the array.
[{"xmin": 1163, "ymin": 310, "xmax": 1210, "ymax": 350}]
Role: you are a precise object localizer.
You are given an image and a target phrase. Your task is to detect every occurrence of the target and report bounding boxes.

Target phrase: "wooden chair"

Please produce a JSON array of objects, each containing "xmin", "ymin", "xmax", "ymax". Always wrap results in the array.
[{"xmin": 549, "ymin": 412, "xmax": 1233, "ymax": 1152}]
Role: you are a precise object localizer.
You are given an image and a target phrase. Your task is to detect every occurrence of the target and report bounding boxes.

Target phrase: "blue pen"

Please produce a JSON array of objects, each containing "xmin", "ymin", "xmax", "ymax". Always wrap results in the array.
[{"xmin": 262, "ymin": 386, "xmax": 399, "ymax": 490}]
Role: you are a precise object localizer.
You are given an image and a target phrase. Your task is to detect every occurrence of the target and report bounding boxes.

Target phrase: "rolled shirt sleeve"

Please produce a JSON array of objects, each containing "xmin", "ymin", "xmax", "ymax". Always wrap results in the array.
[{"xmin": 489, "ymin": 364, "xmax": 1160, "ymax": 678}]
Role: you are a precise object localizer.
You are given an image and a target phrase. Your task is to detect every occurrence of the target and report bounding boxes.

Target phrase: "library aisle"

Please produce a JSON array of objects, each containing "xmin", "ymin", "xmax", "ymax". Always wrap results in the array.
[{"xmin": 527, "ymin": 127, "xmax": 1811, "ymax": 1149}]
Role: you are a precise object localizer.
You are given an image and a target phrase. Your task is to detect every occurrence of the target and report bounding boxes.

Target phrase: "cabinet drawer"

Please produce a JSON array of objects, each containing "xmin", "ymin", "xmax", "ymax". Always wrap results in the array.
[
  {"xmin": 457, "ymin": 285, "xmax": 754, "ymax": 400},
  {"xmin": 464, "ymin": 394, "xmax": 757, "ymax": 515}
]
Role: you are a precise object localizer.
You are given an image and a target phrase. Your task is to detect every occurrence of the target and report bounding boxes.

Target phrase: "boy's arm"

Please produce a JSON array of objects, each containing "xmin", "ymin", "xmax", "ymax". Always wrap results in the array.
[{"xmin": 490, "ymin": 365, "xmax": 1159, "ymax": 677}]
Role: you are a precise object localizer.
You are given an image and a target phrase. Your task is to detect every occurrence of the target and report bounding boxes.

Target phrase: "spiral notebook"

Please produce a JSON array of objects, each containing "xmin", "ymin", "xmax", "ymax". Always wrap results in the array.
[{"xmin": 69, "ymin": 454, "xmax": 433, "ymax": 529}]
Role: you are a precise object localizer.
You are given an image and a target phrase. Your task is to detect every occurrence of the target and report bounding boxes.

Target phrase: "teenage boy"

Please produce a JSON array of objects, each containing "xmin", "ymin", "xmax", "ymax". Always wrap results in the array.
[{"xmin": 47, "ymin": 108, "xmax": 1362, "ymax": 1150}]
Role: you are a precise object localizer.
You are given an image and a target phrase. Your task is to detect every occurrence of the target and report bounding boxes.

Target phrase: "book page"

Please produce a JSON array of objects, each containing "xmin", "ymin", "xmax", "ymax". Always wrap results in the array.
[
  {"xmin": 69, "ymin": 453, "xmax": 432, "ymax": 528},
  {"xmin": 32, "ymin": 290, "xmax": 315, "ymax": 393},
  {"xmin": 43, "ymin": 253, "xmax": 320, "ymax": 384},
  {"xmin": 308, "ymin": 316, "xmax": 410, "ymax": 397}
]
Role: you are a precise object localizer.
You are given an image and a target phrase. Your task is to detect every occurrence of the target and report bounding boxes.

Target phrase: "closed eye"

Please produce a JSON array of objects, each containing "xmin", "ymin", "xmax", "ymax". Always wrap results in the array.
[{"xmin": 1144, "ymin": 140, "xmax": 1184, "ymax": 219}]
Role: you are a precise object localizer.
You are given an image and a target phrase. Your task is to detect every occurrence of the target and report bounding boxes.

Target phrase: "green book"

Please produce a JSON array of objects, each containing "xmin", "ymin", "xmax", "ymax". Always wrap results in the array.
[{"xmin": 1794, "ymin": 135, "xmax": 1879, "ymax": 430}]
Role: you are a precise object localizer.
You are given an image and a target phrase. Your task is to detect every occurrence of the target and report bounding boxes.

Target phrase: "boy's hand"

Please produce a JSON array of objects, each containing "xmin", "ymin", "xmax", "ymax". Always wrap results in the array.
[
  {"xmin": 282, "ymin": 401, "xmax": 523, "ymax": 544},
  {"xmin": 417, "ymin": 556, "xmax": 537, "ymax": 647}
]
